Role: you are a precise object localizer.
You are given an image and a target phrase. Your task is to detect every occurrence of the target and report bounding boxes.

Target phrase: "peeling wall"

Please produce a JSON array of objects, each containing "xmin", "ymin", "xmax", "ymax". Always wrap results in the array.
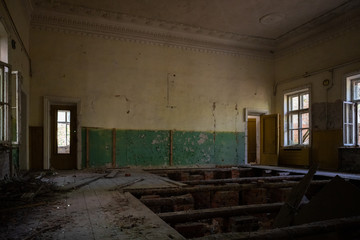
[
  {"xmin": 81, "ymin": 128, "xmax": 245, "ymax": 168},
  {"xmin": 29, "ymin": 28, "xmax": 273, "ymax": 167}
]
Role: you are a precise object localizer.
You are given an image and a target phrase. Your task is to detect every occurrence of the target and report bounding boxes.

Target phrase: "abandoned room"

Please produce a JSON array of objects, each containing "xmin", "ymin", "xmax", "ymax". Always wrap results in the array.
[{"xmin": 1, "ymin": 0, "xmax": 360, "ymax": 239}]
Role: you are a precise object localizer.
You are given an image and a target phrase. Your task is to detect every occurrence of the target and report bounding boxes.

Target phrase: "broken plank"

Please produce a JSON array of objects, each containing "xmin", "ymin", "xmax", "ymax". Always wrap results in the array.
[
  {"xmin": 158, "ymin": 202, "xmax": 283, "ymax": 224},
  {"xmin": 105, "ymin": 169, "xmax": 120, "ymax": 178},
  {"xmin": 273, "ymin": 163, "xmax": 318, "ymax": 228},
  {"xmin": 182, "ymin": 175, "xmax": 305, "ymax": 185},
  {"xmin": 109, "ymin": 178, "xmax": 144, "ymax": 191},
  {"xmin": 58, "ymin": 174, "xmax": 106, "ymax": 192}
]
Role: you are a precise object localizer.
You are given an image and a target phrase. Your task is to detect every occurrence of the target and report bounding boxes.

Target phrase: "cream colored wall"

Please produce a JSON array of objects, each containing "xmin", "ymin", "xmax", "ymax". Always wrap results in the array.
[
  {"xmin": 30, "ymin": 29, "xmax": 274, "ymax": 133},
  {"xmin": 274, "ymin": 27, "xmax": 360, "ymax": 169}
]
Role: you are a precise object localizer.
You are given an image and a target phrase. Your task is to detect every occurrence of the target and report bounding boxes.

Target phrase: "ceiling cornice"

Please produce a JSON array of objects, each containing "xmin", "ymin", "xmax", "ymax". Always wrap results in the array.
[
  {"xmin": 30, "ymin": 0, "xmax": 360, "ymax": 60},
  {"xmin": 30, "ymin": 0, "xmax": 275, "ymax": 59}
]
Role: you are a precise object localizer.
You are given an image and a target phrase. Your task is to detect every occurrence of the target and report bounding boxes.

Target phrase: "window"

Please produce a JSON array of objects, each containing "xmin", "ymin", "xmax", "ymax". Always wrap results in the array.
[
  {"xmin": 0, "ymin": 62, "xmax": 10, "ymax": 143},
  {"xmin": 57, "ymin": 110, "xmax": 71, "ymax": 154},
  {"xmin": 344, "ymin": 74, "xmax": 360, "ymax": 146},
  {"xmin": 284, "ymin": 88, "xmax": 310, "ymax": 146},
  {"xmin": 11, "ymin": 71, "xmax": 21, "ymax": 144}
]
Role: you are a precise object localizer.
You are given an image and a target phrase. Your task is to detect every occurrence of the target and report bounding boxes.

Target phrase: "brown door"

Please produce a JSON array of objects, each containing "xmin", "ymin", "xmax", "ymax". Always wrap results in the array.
[
  {"xmin": 260, "ymin": 114, "xmax": 279, "ymax": 166},
  {"xmin": 247, "ymin": 118, "xmax": 257, "ymax": 163},
  {"xmin": 50, "ymin": 105, "xmax": 77, "ymax": 169}
]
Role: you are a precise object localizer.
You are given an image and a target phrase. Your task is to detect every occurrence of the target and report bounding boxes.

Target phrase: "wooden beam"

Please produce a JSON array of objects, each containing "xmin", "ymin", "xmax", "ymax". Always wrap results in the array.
[
  {"xmin": 112, "ymin": 128, "xmax": 116, "ymax": 168},
  {"xmin": 194, "ymin": 215, "xmax": 360, "ymax": 240},
  {"xmin": 182, "ymin": 175, "xmax": 305, "ymax": 185},
  {"xmin": 169, "ymin": 130, "xmax": 173, "ymax": 166},
  {"xmin": 145, "ymin": 167, "xmax": 252, "ymax": 174},
  {"xmin": 126, "ymin": 180, "xmax": 329, "ymax": 197},
  {"xmin": 158, "ymin": 202, "xmax": 283, "ymax": 224},
  {"xmin": 86, "ymin": 127, "xmax": 89, "ymax": 168}
]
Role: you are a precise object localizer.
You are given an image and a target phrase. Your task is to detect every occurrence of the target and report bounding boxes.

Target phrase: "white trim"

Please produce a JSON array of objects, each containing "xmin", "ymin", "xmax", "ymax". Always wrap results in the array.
[
  {"xmin": 243, "ymin": 108, "xmax": 268, "ymax": 165},
  {"xmin": 43, "ymin": 96, "xmax": 81, "ymax": 169}
]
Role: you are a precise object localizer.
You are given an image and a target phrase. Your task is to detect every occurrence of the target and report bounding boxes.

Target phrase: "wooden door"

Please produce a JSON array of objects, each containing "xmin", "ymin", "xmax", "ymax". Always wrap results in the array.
[
  {"xmin": 247, "ymin": 118, "xmax": 257, "ymax": 163},
  {"xmin": 260, "ymin": 114, "xmax": 279, "ymax": 166},
  {"xmin": 50, "ymin": 105, "xmax": 77, "ymax": 169}
]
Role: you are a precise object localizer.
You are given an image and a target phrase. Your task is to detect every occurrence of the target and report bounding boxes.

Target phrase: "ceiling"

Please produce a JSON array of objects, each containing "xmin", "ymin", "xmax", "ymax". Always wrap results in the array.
[{"xmin": 39, "ymin": 0, "xmax": 354, "ymax": 40}]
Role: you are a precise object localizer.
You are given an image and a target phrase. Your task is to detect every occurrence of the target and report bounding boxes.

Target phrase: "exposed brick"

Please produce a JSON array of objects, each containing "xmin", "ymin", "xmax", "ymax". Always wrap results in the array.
[
  {"xmin": 231, "ymin": 169, "xmax": 240, "ymax": 178},
  {"xmin": 192, "ymin": 190, "xmax": 211, "ymax": 209},
  {"xmin": 214, "ymin": 170, "xmax": 231, "ymax": 179},
  {"xmin": 211, "ymin": 190, "xmax": 239, "ymax": 208},
  {"xmin": 269, "ymin": 187, "xmax": 292, "ymax": 202},
  {"xmin": 189, "ymin": 174, "xmax": 204, "ymax": 181},
  {"xmin": 242, "ymin": 188, "xmax": 267, "ymax": 204},
  {"xmin": 204, "ymin": 171, "xmax": 214, "ymax": 180},
  {"xmin": 175, "ymin": 222, "xmax": 207, "ymax": 238},
  {"xmin": 228, "ymin": 216, "xmax": 259, "ymax": 232},
  {"xmin": 180, "ymin": 172, "xmax": 190, "ymax": 181}
]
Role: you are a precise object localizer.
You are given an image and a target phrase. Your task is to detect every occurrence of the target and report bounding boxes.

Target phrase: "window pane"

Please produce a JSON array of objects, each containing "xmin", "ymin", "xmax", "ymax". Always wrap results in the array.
[
  {"xmin": 0, "ymin": 105, "xmax": 3, "ymax": 141},
  {"xmin": 67, "ymin": 111, "xmax": 71, "ymax": 122},
  {"xmin": 301, "ymin": 112, "xmax": 309, "ymax": 128},
  {"xmin": 0, "ymin": 69, "xmax": 3, "ymax": 102},
  {"xmin": 344, "ymin": 124, "xmax": 353, "ymax": 145},
  {"xmin": 58, "ymin": 111, "xmax": 66, "ymax": 122},
  {"xmin": 290, "ymin": 129, "xmax": 299, "ymax": 145},
  {"xmin": 290, "ymin": 113, "xmax": 298, "ymax": 129},
  {"xmin": 302, "ymin": 129, "xmax": 309, "ymax": 144},
  {"xmin": 301, "ymin": 94, "xmax": 309, "ymax": 109},
  {"xmin": 290, "ymin": 96, "xmax": 299, "ymax": 111},
  {"xmin": 57, "ymin": 110, "xmax": 70, "ymax": 154},
  {"xmin": 354, "ymin": 81, "xmax": 360, "ymax": 100}
]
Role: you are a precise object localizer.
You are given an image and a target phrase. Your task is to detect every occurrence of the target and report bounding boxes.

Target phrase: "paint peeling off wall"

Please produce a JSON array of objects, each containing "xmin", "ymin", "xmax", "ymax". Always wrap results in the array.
[{"xmin": 82, "ymin": 128, "xmax": 245, "ymax": 168}]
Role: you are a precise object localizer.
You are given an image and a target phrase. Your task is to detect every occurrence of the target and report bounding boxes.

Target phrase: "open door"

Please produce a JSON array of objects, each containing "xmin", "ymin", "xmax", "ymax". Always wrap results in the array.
[
  {"xmin": 260, "ymin": 114, "xmax": 279, "ymax": 166},
  {"xmin": 50, "ymin": 105, "xmax": 77, "ymax": 169}
]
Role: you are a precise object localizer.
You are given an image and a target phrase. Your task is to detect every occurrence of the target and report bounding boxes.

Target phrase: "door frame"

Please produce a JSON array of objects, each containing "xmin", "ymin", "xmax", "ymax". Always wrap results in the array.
[
  {"xmin": 244, "ymin": 108, "xmax": 268, "ymax": 165},
  {"xmin": 44, "ymin": 96, "xmax": 81, "ymax": 169}
]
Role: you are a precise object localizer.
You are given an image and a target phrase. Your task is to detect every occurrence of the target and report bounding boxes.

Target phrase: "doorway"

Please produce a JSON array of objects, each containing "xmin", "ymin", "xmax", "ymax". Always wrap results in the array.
[
  {"xmin": 247, "ymin": 116, "xmax": 260, "ymax": 164},
  {"xmin": 50, "ymin": 105, "xmax": 77, "ymax": 169}
]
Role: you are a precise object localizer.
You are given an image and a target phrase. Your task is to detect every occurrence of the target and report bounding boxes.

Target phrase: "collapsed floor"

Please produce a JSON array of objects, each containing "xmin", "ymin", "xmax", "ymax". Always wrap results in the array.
[{"xmin": 1, "ymin": 166, "xmax": 360, "ymax": 240}]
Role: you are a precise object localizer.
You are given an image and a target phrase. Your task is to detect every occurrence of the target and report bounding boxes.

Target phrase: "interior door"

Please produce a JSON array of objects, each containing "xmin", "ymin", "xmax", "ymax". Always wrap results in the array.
[
  {"xmin": 50, "ymin": 105, "xmax": 77, "ymax": 169},
  {"xmin": 260, "ymin": 114, "xmax": 279, "ymax": 166},
  {"xmin": 247, "ymin": 118, "xmax": 257, "ymax": 163}
]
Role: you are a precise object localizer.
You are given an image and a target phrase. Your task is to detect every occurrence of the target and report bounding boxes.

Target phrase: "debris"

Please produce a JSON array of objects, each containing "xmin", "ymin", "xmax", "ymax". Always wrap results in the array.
[
  {"xmin": 125, "ymin": 173, "xmax": 131, "ymax": 177},
  {"xmin": 273, "ymin": 163, "xmax": 318, "ymax": 228},
  {"xmin": 294, "ymin": 175, "xmax": 360, "ymax": 225}
]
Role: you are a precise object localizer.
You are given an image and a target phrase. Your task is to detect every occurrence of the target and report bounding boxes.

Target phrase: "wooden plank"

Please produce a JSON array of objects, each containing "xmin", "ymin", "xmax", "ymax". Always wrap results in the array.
[
  {"xmin": 273, "ymin": 163, "xmax": 318, "ymax": 228},
  {"xmin": 105, "ymin": 169, "xmax": 120, "ymax": 178},
  {"xmin": 145, "ymin": 167, "xmax": 252, "ymax": 174},
  {"xmin": 58, "ymin": 174, "xmax": 106, "ymax": 192},
  {"xmin": 182, "ymin": 175, "xmax": 305, "ymax": 185},
  {"xmin": 169, "ymin": 130, "xmax": 173, "ymax": 166},
  {"xmin": 126, "ymin": 180, "xmax": 329, "ymax": 197},
  {"xmin": 86, "ymin": 127, "xmax": 89, "ymax": 168},
  {"xmin": 158, "ymin": 202, "xmax": 283, "ymax": 224},
  {"xmin": 112, "ymin": 128, "xmax": 116, "ymax": 168},
  {"xmin": 194, "ymin": 215, "xmax": 360, "ymax": 240}
]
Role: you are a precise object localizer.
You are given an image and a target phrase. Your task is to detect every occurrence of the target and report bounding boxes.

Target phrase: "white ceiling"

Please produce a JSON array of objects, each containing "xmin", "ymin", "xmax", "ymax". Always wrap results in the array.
[{"xmin": 47, "ymin": 0, "xmax": 352, "ymax": 39}]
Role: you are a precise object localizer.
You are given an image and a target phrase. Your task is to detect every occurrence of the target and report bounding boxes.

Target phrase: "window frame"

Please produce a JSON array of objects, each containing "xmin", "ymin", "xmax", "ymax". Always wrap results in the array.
[
  {"xmin": 11, "ymin": 71, "xmax": 21, "ymax": 145},
  {"xmin": 344, "ymin": 74, "xmax": 360, "ymax": 146},
  {"xmin": 0, "ymin": 61, "xmax": 11, "ymax": 144},
  {"xmin": 284, "ymin": 88, "xmax": 311, "ymax": 147}
]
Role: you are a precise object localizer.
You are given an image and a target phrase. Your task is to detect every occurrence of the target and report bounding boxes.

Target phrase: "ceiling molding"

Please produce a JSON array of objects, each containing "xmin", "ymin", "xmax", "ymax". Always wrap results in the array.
[
  {"xmin": 275, "ymin": 7, "xmax": 360, "ymax": 58},
  {"xmin": 30, "ymin": 0, "xmax": 360, "ymax": 60},
  {"xmin": 30, "ymin": 0, "xmax": 275, "ymax": 59}
]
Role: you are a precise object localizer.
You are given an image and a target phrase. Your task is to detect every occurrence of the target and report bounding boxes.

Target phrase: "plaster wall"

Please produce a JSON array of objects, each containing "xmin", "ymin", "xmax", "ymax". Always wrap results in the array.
[
  {"xmin": 30, "ymin": 29, "xmax": 274, "ymax": 133},
  {"xmin": 274, "ymin": 27, "xmax": 360, "ymax": 170}
]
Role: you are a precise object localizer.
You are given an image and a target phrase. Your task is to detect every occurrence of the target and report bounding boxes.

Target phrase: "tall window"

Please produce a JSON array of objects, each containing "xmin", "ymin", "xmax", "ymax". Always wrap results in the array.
[
  {"xmin": 11, "ymin": 71, "xmax": 20, "ymax": 144},
  {"xmin": 284, "ymin": 88, "xmax": 310, "ymax": 146},
  {"xmin": 0, "ymin": 62, "xmax": 10, "ymax": 143},
  {"xmin": 344, "ymin": 73, "xmax": 360, "ymax": 146}
]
